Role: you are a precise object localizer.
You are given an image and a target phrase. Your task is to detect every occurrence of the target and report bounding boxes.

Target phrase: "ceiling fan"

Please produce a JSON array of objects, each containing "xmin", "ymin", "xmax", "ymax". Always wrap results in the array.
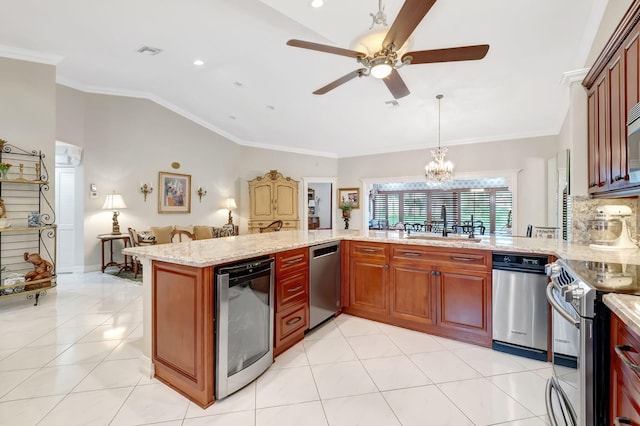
[{"xmin": 287, "ymin": 0, "xmax": 489, "ymax": 99}]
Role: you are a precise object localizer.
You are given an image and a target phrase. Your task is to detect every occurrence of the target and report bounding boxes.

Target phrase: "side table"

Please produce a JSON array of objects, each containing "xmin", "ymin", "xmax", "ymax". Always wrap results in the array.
[{"xmin": 97, "ymin": 234, "xmax": 132, "ymax": 274}]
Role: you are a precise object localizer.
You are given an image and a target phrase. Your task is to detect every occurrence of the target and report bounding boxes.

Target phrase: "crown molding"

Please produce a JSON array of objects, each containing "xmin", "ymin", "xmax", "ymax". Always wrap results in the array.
[
  {"xmin": 0, "ymin": 45, "xmax": 63, "ymax": 65},
  {"xmin": 56, "ymin": 77, "xmax": 338, "ymax": 159},
  {"xmin": 560, "ymin": 68, "xmax": 590, "ymax": 86}
]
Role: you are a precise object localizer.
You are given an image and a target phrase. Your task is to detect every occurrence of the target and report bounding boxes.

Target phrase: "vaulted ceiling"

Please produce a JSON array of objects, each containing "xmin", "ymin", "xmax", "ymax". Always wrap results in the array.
[{"xmin": 0, "ymin": 0, "xmax": 606, "ymax": 157}]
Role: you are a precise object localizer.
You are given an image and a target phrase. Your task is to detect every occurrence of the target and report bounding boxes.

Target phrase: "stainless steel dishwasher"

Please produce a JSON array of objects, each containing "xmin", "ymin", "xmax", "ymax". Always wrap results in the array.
[
  {"xmin": 492, "ymin": 252, "xmax": 549, "ymax": 361},
  {"xmin": 308, "ymin": 241, "xmax": 341, "ymax": 329}
]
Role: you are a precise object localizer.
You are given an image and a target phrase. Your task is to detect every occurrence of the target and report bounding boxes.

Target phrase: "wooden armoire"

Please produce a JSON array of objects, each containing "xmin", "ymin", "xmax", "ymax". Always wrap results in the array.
[{"xmin": 248, "ymin": 170, "xmax": 299, "ymax": 233}]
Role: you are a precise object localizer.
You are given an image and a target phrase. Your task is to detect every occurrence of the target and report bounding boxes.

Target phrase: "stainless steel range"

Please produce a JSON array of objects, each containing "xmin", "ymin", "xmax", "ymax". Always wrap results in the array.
[{"xmin": 545, "ymin": 258, "xmax": 640, "ymax": 426}]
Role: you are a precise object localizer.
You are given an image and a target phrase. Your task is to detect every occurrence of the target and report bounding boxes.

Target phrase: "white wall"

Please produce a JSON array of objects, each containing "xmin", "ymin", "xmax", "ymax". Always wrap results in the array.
[{"xmin": 56, "ymin": 86, "xmax": 339, "ymax": 270}]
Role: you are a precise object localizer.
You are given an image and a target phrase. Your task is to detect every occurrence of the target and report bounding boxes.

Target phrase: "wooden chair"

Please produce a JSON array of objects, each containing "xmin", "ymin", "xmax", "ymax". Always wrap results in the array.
[
  {"xmin": 170, "ymin": 229, "xmax": 195, "ymax": 242},
  {"xmin": 127, "ymin": 227, "xmax": 156, "ymax": 278},
  {"xmin": 259, "ymin": 220, "xmax": 283, "ymax": 233}
]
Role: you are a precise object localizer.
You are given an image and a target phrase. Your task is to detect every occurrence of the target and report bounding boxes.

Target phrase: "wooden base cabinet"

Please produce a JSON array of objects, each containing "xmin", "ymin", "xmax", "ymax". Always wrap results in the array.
[
  {"xmin": 343, "ymin": 242, "xmax": 492, "ymax": 347},
  {"xmin": 389, "ymin": 264, "xmax": 436, "ymax": 328},
  {"xmin": 152, "ymin": 261, "xmax": 215, "ymax": 408},
  {"xmin": 438, "ymin": 270, "xmax": 491, "ymax": 343},
  {"xmin": 610, "ymin": 312, "xmax": 640, "ymax": 425},
  {"xmin": 274, "ymin": 247, "xmax": 309, "ymax": 357},
  {"xmin": 346, "ymin": 242, "xmax": 389, "ymax": 321}
]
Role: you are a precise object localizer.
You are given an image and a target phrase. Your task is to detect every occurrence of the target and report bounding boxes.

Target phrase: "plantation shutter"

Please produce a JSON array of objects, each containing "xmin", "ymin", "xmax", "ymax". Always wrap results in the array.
[
  {"xmin": 402, "ymin": 192, "xmax": 427, "ymax": 223},
  {"xmin": 494, "ymin": 189, "xmax": 512, "ymax": 234},
  {"xmin": 430, "ymin": 191, "xmax": 459, "ymax": 223}
]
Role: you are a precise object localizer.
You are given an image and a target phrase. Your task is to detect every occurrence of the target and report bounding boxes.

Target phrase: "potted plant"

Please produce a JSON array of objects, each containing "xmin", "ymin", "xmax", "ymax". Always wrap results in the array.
[{"xmin": 339, "ymin": 202, "xmax": 353, "ymax": 218}]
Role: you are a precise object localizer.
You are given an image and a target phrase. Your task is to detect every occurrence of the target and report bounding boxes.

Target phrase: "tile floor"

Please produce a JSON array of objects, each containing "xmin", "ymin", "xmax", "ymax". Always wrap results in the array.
[{"xmin": 0, "ymin": 272, "xmax": 552, "ymax": 425}]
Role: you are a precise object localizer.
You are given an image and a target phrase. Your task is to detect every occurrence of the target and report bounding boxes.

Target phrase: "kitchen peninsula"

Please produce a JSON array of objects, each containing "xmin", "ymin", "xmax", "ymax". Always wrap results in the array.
[{"xmin": 124, "ymin": 230, "xmax": 640, "ymax": 407}]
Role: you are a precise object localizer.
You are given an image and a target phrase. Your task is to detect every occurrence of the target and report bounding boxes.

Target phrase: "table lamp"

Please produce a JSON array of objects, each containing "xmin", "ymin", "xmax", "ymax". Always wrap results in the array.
[
  {"xmin": 102, "ymin": 192, "xmax": 127, "ymax": 234},
  {"xmin": 226, "ymin": 198, "xmax": 237, "ymax": 225}
]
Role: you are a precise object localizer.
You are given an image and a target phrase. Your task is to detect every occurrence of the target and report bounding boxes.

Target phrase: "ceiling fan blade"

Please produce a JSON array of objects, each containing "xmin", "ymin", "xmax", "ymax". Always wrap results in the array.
[
  {"xmin": 287, "ymin": 39, "xmax": 366, "ymax": 58},
  {"xmin": 383, "ymin": 0, "xmax": 436, "ymax": 50},
  {"xmin": 383, "ymin": 69, "xmax": 410, "ymax": 99},
  {"xmin": 313, "ymin": 69, "xmax": 366, "ymax": 95},
  {"xmin": 403, "ymin": 45, "xmax": 490, "ymax": 64}
]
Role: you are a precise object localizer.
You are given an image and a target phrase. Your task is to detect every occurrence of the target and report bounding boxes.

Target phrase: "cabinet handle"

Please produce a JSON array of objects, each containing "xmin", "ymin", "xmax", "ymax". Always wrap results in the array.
[
  {"xmin": 614, "ymin": 418, "xmax": 631, "ymax": 425},
  {"xmin": 614, "ymin": 345, "xmax": 640, "ymax": 372},
  {"xmin": 400, "ymin": 251, "xmax": 422, "ymax": 257},
  {"xmin": 384, "ymin": 264, "xmax": 389, "ymax": 269},
  {"xmin": 287, "ymin": 285, "xmax": 303, "ymax": 292},
  {"xmin": 430, "ymin": 271, "xmax": 440, "ymax": 276},
  {"xmin": 360, "ymin": 248, "xmax": 379, "ymax": 253},
  {"xmin": 286, "ymin": 316, "xmax": 302, "ymax": 326},
  {"xmin": 285, "ymin": 258, "xmax": 303, "ymax": 264},
  {"xmin": 450, "ymin": 256, "xmax": 476, "ymax": 262}
]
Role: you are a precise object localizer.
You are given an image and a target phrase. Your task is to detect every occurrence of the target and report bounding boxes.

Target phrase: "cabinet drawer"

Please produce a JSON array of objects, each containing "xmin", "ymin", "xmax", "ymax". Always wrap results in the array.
[
  {"xmin": 431, "ymin": 249, "xmax": 491, "ymax": 271},
  {"xmin": 391, "ymin": 245, "xmax": 432, "ymax": 262},
  {"xmin": 350, "ymin": 242, "xmax": 388, "ymax": 260},
  {"xmin": 275, "ymin": 247, "xmax": 308, "ymax": 275},
  {"xmin": 614, "ymin": 318, "xmax": 640, "ymax": 386},
  {"xmin": 276, "ymin": 303, "xmax": 308, "ymax": 343},
  {"xmin": 277, "ymin": 270, "xmax": 308, "ymax": 311}
]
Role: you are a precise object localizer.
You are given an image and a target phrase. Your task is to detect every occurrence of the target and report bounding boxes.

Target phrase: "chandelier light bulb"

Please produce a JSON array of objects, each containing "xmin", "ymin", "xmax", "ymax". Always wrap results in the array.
[{"xmin": 370, "ymin": 63, "xmax": 392, "ymax": 79}]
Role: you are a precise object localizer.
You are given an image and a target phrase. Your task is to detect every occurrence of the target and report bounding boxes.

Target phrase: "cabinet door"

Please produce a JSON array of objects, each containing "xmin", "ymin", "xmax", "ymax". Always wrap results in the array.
[
  {"xmin": 437, "ymin": 270, "xmax": 491, "ymax": 344},
  {"xmin": 611, "ymin": 314, "xmax": 640, "ymax": 424},
  {"xmin": 152, "ymin": 261, "xmax": 214, "ymax": 408},
  {"xmin": 596, "ymin": 73, "xmax": 610, "ymax": 189},
  {"xmin": 389, "ymin": 263, "xmax": 436, "ymax": 328},
  {"xmin": 274, "ymin": 181, "xmax": 298, "ymax": 220},
  {"xmin": 588, "ymin": 89, "xmax": 600, "ymax": 192},
  {"xmin": 348, "ymin": 258, "xmax": 388, "ymax": 318},
  {"xmin": 609, "ymin": 53, "xmax": 628, "ymax": 187},
  {"xmin": 250, "ymin": 181, "xmax": 274, "ymax": 220},
  {"xmin": 626, "ymin": 28, "xmax": 640, "ymax": 184}
]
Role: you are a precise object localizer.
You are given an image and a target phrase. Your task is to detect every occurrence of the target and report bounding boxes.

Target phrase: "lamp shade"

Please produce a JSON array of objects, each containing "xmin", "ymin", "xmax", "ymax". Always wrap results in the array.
[
  {"xmin": 102, "ymin": 193, "xmax": 127, "ymax": 210},
  {"xmin": 225, "ymin": 198, "xmax": 237, "ymax": 210}
]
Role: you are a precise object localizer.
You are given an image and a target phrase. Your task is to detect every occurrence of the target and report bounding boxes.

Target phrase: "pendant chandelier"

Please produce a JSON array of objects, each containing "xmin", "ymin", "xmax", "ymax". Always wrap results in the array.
[{"xmin": 425, "ymin": 94, "xmax": 454, "ymax": 182}]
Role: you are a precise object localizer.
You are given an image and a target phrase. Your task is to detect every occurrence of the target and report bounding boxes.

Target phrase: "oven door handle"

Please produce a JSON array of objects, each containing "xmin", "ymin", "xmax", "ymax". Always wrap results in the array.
[
  {"xmin": 546, "ymin": 377, "xmax": 577, "ymax": 426},
  {"xmin": 546, "ymin": 282, "xmax": 580, "ymax": 329}
]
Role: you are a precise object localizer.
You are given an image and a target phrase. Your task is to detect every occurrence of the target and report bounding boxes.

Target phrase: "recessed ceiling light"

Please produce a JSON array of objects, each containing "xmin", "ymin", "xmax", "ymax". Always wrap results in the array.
[
  {"xmin": 310, "ymin": 0, "xmax": 323, "ymax": 8},
  {"xmin": 193, "ymin": 59, "xmax": 204, "ymax": 66}
]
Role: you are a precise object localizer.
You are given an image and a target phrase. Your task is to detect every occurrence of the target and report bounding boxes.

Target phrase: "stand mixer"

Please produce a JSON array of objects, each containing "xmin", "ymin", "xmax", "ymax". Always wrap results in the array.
[{"xmin": 588, "ymin": 205, "xmax": 638, "ymax": 250}]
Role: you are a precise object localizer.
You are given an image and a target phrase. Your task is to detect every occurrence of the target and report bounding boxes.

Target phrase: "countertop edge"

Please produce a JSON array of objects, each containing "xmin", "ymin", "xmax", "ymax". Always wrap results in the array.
[{"xmin": 603, "ymin": 293, "xmax": 640, "ymax": 336}]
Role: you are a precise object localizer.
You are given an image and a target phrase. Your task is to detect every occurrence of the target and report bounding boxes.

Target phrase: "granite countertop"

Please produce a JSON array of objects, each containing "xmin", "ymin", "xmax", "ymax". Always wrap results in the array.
[
  {"xmin": 122, "ymin": 229, "xmax": 640, "ymax": 268},
  {"xmin": 603, "ymin": 293, "xmax": 640, "ymax": 336}
]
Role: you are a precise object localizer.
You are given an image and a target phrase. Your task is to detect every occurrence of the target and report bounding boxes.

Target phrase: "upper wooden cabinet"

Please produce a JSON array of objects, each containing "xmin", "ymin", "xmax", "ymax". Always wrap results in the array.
[
  {"xmin": 248, "ymin": 170, "xmax": 299, "ymax": 233},
  {"xmin": 584, "ymin": 2, "xmax": 640, "ymax": 196}
]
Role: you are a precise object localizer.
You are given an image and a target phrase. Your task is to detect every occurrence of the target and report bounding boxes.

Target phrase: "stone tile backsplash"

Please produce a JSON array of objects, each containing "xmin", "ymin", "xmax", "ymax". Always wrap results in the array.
[{"xmin": 570, "ymin": 196, "xmax": 638, "ymax": 245}]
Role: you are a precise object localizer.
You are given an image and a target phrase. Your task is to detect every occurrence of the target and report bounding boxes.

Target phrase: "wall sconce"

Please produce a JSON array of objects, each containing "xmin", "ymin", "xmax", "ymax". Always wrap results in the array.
[
  {"xmin": 140, "ymin": 183, "xmax": 153, "ymax": 202},
  {"xmin": 102, "ymin": 191, "xmax": 127, "ymax": 235},
  {"xmin": 226, "ymin": 198, "xmax": 237, "ymax": 225},
  {"xmin": 197, "ymin": 187, "xmax": 207, "ymax": 202}
]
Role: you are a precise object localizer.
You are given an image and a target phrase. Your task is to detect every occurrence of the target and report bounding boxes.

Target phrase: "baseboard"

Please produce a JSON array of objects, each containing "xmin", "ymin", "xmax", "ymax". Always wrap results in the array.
[{"xmin": 139, "ymin": 354, "xmax": 155, "ymax": 379}]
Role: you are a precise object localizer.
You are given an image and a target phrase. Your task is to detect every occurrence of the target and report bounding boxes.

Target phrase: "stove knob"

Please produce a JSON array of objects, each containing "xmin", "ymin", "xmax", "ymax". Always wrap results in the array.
[
  {"xmin": 571, "ymin": 288, "xmax": 584, "ymax": 301},
  {"xmin": 545, "ymin": 263, "xmax": 560, "ymax": 277}
]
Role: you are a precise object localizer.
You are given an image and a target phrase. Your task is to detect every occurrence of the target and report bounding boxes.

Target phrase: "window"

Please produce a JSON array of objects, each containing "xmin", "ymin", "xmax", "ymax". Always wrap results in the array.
[{"xmin": 372, "ymin": 187, "xmax": 512, "ymax": 234}]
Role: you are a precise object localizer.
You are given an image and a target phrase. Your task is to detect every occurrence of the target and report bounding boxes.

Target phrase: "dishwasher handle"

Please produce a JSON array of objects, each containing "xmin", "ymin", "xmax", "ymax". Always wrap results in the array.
[{"xmin": 311, "ymin": 243, "xmax": 339, "ymax": 259}]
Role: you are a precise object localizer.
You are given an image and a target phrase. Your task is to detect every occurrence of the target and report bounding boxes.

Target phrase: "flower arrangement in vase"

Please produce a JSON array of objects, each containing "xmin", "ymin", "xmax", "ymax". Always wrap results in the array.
[
  {"xmin": 0, "ymin": 162, "xmax": 12, "ymax": 179},
  {"xmin": 339, "ymin": 201, "xmax": 354, "ymax": 218}
]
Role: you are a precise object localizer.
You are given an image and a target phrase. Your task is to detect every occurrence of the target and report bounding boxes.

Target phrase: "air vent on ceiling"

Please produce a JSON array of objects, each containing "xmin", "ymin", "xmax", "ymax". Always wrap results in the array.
[{"xmin": 137, "ymin": 46, "xmax": 163, "ymax": 56}]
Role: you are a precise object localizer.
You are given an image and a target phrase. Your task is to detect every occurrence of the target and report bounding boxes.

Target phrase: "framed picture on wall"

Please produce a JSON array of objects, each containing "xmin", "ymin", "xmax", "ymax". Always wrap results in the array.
[
  {"xmin": 159, "ymin": 171, "xmax": 191, "ymax": 213},
  {"xmin": 338, "ymin": 187, "xmax": 360, "ymax": 209}
]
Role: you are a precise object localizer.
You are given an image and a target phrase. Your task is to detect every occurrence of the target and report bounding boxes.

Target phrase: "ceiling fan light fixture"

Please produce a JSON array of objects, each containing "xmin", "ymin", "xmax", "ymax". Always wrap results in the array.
[{"xmin": 370, "ymin": 58, "xmax": 393, "ymax": 79}]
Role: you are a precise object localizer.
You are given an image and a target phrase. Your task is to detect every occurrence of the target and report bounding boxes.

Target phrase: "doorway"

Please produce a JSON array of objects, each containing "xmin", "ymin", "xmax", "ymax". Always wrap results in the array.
[
  {"xmin": 302, "ymin": 177, "xmax": 337, "ymax": 230},
  {"xmin": 55, "ymin": 141, "xmax": 84, "ymax": 273}
]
